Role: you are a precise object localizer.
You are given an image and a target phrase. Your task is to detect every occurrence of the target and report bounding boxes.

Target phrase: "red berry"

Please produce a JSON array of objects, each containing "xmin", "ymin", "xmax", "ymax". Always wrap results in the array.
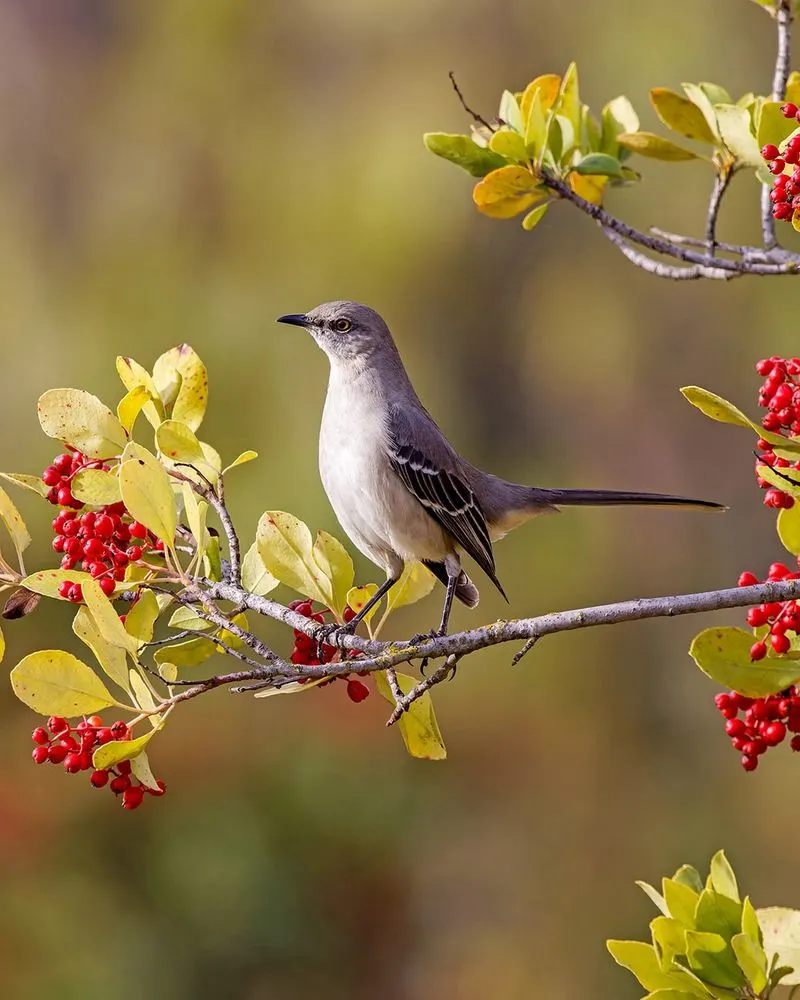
[
  {"xmin": 56, "ymin": 486, "xmax": 74, "ymax": 507},
  {"xmin": 738, "ymin": 571, "xmax": 759, "ymax": 587},
  {"xmin": 48, "ymin": 716, "xmax": 68, "ymax": 734},
  {"xmin": 42, "ymin": 466, "xmax": 61, "ymax": 487},
  {"xmin": 110, "ymin": 721, "xmax": 129, "ymax": 740},
  {"xmin": 126, "ymin": 545, "xmax": 143, "ymax": 561},
  {"xmin": 791, "ymin": 735, "xmax": 800, "ymax": 751},
  {"xmin": 747, "ymin": 607, "xmax": 769, "ymax": 627},
  {"xmin": 54, "ymin": 454, "xmax": 73, "ymax": 474},
  {"xmin": 750, "ymin": 641, "xmax": 768, "ymax": 661},
  {"xmin": 725, "ymin": 718, "xmax": 747, "ymax": 738},
  {"xmin": 782, "ymin": 103, "xmax": 799, "ymax": 118},
  {"xmin": 122, "ymin": 785, "xmax": 145, "ymax": 810},
  {"xmin": 83, "ymin": 537, "xmax": 105, "ymax": 559},
  {"xmin": 94, "ymin": 515, "xmax": 114, "ymax": 538},
  {"xmin": 99, "ymin": 577, "xmax": 115, "ymax": 597},
  {"xmin": 147, "ymin": 779, "xmax": 167, "ymax": 796},
  {"xmin": 57, "ymin": 581, "xmax": 72, "ymax": 599},
  {"xmin": 741, "ymin": 754, "xmax": 759, "ymax": 772},
  {"xmin": 129, "ymin": 521, "xmax": 147, "ymax": 539},
  {"xmin": 64, "ymin": 752, "xmax": 82, "ymax": 774},
  {"xmin": 31, "ymin": 746, "xmax": 49, "ymax": 764},
  {"xmin": 346, "ymin": 678, "xmax": 370, "ymax": 703},
  {"xmin": 96, "ymin": 727, "xmax": 114, "ymax": 744},
  {"xmin": 772, "ymin": 632, "xmax": 791, "ymax": 654},
  {"xmin": 762, "ymin": 143, "xmax": 780, "ymax": 159},
  {"xmin": 47, "ymin": 744, "xmax": 68, "ymax": 764},
  {"xmin": 68, "ymin": 584, "xmax": 83, "ymax": 603},
  {"xmin": 757, "ymin": 359, "xmax": 775, "ymax": 376},
  {"xmin": 110, "ymin": 774, "xmax": 131, "ymax": 794},
  {"xmin": 32, "ymin": 727, "xmax": 49, "ymax": 745},
  {"xmin": 90, "ymin": 769, "xmax": 109, "ymax": 788},
  {"xmin": 117, "ymin": 760, "xmax": 132, "ymax": 775},
  {"xmin": 763, "ymin": 721, "xmax": 786, "ymax": 745}
]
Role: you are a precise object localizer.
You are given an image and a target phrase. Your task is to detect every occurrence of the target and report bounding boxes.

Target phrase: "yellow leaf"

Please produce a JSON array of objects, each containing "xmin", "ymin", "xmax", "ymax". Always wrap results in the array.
[
  {"xmin": 256, "ymin": 511, "xmax": 333, "ymax": 607},
  {"xmin": 346, "ymin": 584, "xmax": 379, "ymax": 625},
  {"xmin": 556, "ymin": 61, "xmax": 581, "ymax": 129},
  {"xmin": 568, "ymin": 172, "xmax": 607, "ymax": 205},
  {"xmin": 0, "ymin": 484, "xmax": 30, "ymax": 562},
  {"xmin": 200, "ymin": 442, "xmax": 222, "ymax": 475},
  {"xmin": 223, "ymin": 450, "xmax": 258, "ymax": 474},
  {"xmin": 159, "ymin": 662, "xmax": 178, "ymax": 682},
  {"xmin": 72, "ymin": 606, "xmax": 132, "ymax": 695},
  {"xmin": 650, "ymin": 87, "xmax": 717, "ymax": 144},
  {"xmin": 520, "ymin": 73, "xmax": 561, "ymax": 127},
  {"xmin": 11, "ymin": 649, "xmax": 123, "ymax": 716},
  {"xmin": 715, "ymin": 105, "xmax": 763, "ymax": 167},
  {"xmin": 472, "ymin": 165, "xmax": 547, "ymax": 219},
  {"xmin": 375, "ymin": 671, "xmax": 447, "ymax": 760},
  {"xmin": 156, "ymin": 419, "xmax": 205, "ymax": 465},
  {"xmin": 167, "ymin": 606, "xmax": 211, "ymax": 631},
  {"xmin": 312, "ymin": 530, "xmax": 354, "ymax": 618},
  {"xmin": 241, "ymin": 542, "xmax": 279, "ymax": 596},
  {"xmin": 0, "ymin": 623, "xmax": 4, "ymax": 664},
  {"xmin": 119, "ymin": 442, "xmax": 177, "ymax": 546},
  {"xmin": 131, "ymin": 749, "xmax": 160, "ymax": 790},
  {"xmin": 116, "ymin": 356, "xmax": 163, "ymax": 429},
  {"xmin": 617, "ymin": 132, "xmax": 698, "ymax": 161},
  {"xmin": 124, "ymin": 589, "xmax": 160, "ymax": 644},
  {"xmin": 37, "ymin": 388, "xmax": 127, "ymax": 459},
  {"xmin": 82, "ymin": 578, "xmax": 140, "ymax": 654},
  {"xmin": 0, "ymin": 473, "xmax": 49, "ymax": 498},
  {"xmin": 522, "ymin": 203, "xmax": 550, "ymax": 231},
  {"xmin": 116, "ymin": 384, "xmax": 155, "ymax": 435},
  {"xmin": 22, "ymin": 568, "xmax": 95, "ymax": 600},
  {"xmin": 152, "ymin": 344, "xmax": 208, "ymax": 432},
  {"xmin": 253, "ymin": 676, "xmax": 329, "ymax": 698},
  {"xmin": 681, "ymin": 83, "xmax": 720, "ymax": 139},
  {"xmin": 385, "ymin": 562, "xmax": 436, "ymax": 614},
  {"xmin": 70, "ymin": 469, "xmax": 121, "ymax": 506},
  {"xmin": 154, "ymin": 636, "xmax": 216, "ymax": 667},
  {"xmin": 181, "ymin": 484, "xmax": 209, "ymax": 562},
  {"xmin": 93, "ymin": 730, "xmax": 155, "ymax": 770},
  {"xmin": 130, "ymin": 669, "xmax": 159, "ymax": 714}
]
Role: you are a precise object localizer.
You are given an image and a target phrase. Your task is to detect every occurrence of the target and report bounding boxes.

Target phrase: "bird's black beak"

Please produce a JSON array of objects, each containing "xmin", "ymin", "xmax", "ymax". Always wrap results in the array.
[{"xmin": 277, "ymin": 313, "xmax": 310, "ymax": 328}]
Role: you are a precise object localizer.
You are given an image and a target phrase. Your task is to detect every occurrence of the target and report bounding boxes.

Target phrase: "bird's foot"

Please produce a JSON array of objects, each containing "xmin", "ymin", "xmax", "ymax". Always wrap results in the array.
[
  {"xmin": 408, "ymin": 627, "xmax": 449, "ymax": 676},
  {"xmin": 315, "ymin": 620, "xmax": 356, "ymax": 659}
]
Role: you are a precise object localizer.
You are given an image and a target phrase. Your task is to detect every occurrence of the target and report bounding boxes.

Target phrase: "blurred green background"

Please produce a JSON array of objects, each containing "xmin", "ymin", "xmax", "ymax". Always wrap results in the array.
[{"xmin": 0, "ymin": 1, "xmax": 796, "ymax": 997}]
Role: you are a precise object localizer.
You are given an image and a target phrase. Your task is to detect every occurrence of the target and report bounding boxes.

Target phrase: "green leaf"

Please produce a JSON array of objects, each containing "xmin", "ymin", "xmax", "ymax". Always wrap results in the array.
[
  {"xmin": 682, "ymin": 83, "xmax": 720, "ymax": 139},
  {"xmin": 650, "ymin": 88, "xmax": 717, "ymax": 143},
  {"xmin": 758, "ymin": 463, "xmax": 800, "ymax": 499},
  {"xmin": 488, "ymin": 128, "xmax": 527, "ymax": 162},
  {"xmin": 603, "ymin": 95, "xmax": 640, "ymax": 138},
  {"xmin": 72, "ymin": 606, "xmax": 132, "ymax": 695},
  {"xmin": 0, "ymin": 473, "xmax": 49, "ymax": 498},
  {"xmin": 573, "ymin": 153, "xmax": 624, "ymax": 178},
  {"xmin": 375, "ymin": 671, "xmax": 447, "ymax": 760},
  {"xmin": 151, "ymin": 344, "xmax": 208, "ymax": 432},
  {"xmin": 167, "ymin": 606, "xmax": 211, "ymax": 631},
  {"xmin": 70, "ymin": 468, "xmax": 121, "ymax": 506},
  {"xmin": 385, "ymin": 562, "xmax": 436, "ymax": 615},
  {"xmin": 222, "ymin": 450, "xmax": 258, "ymax": 474},
  {"xmin": 37, "ymin": 388, "xmax": 127, "ymax": 459},
  {"xmin": 757, "ymin": 100, "xmax": 796, "ymax": 153},
  {"xmin": 777, "ymin": 505, "xmax": 800, "ymax": 555},
  {"xmin": 690, "ymin": 627, "xmax": 800, "ymax": 697},
  {"xmin": 522, "ymin": 203, "xmax": 549, "ymax": 230},
  {"xmin": 472, "ymin": 165, "xmax": 548, "ymax": 219},
  {"xmin": 523, "ymin": 88, "xmax": 546, "ymax": 156},
  {"xmin": 422, "ymin": 133, "xmax": 507, "ymax": 178},
  {"xmin": 498, "ymin": 90, "xmax": 524, "ymax": 133},
  {"xmin": 715, "ymin": 105, "xmax": 763, "ymax": 167},
  {"xmin": 116, "ymin": 384, "xmax": 154, "ymax": 435},
  {"xmin": 606, "ymin": 940, "xmax": 709, "ymax": 994},
  {"xmin": 742, "ymin": 897, "xmax": 762, "ymax": 946},
  {"xmin": 241, "ymin": 542, "xmax": 279, "ymax": 597},
  {"xmin": 11, "ymin": 649, "xmax": 123, "ymax": 716},
  {"xmin": 124, "ymin": 590, "xmax": 160, "ymax": 644},
  {"xmin": 700, "ymin": 82, "xmax": 733, "ymax": 107},
  {"xmin": 154, "ymin": 636, "xmax": 216, "ymax": 667},
  {"xmin": 709, "ymin": 851, "xmax": 739, "ymax": 902},
  {"xmin": 617, "ymin": 132, "xmax": 698, "ymax": 160},
  {"xmin": 312, "ymin": 531, "xmax": 354, "ymax": 618},
  {"xmin": 663, "ymin": 878, "xmax": 699, "ymax": 928},
  {"xmin": 695, "ymin": 890, "xmax": 743, "ymax": 943},
  {"xmin": 256, "ymin": 511, "xmax": 333, "ymax": 608},
  {"xmin": 673, "ymin": 865, "xmax": 705, "ymax": 893},
  {"xmin": 116, "ymin": 356, "xmax": 164, "ymax": 429},
  {"xmin": 557, "ymin": 62, "xmax": 581, "ymax": 130},
  {"xmin": 119, "ymin": 442, "xmax": 177, "ymax": 547},
  {"xmin": 786, "ymin": 71, "xmax": 800, "ymax": 105},
  {"xmin": 685, "ymin": 930, "xmax": 743, "ymax": 989},
  {"xmin": 93, "ymin": 730, "xmax": 155, "ymax": 770},
  {"xmin": 0, "ymin": 484, "xmax": 30, "ymax": 563},
  {"xmin": 637, "ymin": 881, "xmax": 671, "ymax": 917},
  {"xmin": 731, "ymin": 933, "xmax": 768, "ymax": 994},
  {"xmin": 204, "ymin": 533, "xmax": 222, "ymax": 582},
  {"xmin": 651, "ymin": 916, "xmax": 687, "ymax": 970},
  {"xmin": 757, "ymin": 907, "xmax": 800, "ymax": 986},
  {"xmin": 22, "ymin": 568, "xmax": 95, "ymax": 600},
  {"xmin": 82, "ymin": 578, "xmax": 140, "ymax": 654}
]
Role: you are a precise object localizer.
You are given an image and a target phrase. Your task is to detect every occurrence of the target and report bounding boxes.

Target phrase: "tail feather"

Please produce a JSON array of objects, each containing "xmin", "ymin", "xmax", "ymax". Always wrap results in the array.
[
  {"xmin": 423, "ymin": 561, "xmax": 480, "ymax": 608},
  {"xmin": 537, "ymin": 489, "xmax": 726, "ymax": 511}
]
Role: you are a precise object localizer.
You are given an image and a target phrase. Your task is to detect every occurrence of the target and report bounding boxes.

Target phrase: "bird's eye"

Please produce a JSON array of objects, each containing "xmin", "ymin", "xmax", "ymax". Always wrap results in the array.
[{"xmin": 333, "ymin": 318, "xmax": 352, "ymax": 333}]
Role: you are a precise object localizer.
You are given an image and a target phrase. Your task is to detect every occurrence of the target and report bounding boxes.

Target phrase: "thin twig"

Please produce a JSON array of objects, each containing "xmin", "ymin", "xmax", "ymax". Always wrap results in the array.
[
  {"xmin": 601, "ymin": 229, "xmax": 732, "ymax": 280},
  {"xmin": 705, "ymin": 169, "xmax": 733, "ymax": 252},
  {"xmin": 386, "ymin": 658, "xmax": 456, "ymax": 725},
  {"xmin": 449, "ymin": 71, "xmax": 494, "ymax": 131},
  {"xmin": 385, "ymin": 667, "xmax": 404, "ymax": 707},
  {"xmin": 172, "ymin": 466, "xmax": 242, "ymax": 585}
]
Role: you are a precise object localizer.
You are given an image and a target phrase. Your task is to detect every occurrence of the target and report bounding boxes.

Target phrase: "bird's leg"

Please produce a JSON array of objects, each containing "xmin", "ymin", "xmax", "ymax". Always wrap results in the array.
[
  {"xmin": 416, "ymin": 570, "xmax": 459, "ymax": 672},
  {"xmin": 315, "ymin": 575, "xmax": 399, "ymax": 655}
]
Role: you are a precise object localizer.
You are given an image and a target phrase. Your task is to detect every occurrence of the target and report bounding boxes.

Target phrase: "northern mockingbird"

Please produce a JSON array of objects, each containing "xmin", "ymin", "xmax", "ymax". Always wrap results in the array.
[{"xmin": 278, "ymin": 301, "xmax": 724, "ymax": 639}]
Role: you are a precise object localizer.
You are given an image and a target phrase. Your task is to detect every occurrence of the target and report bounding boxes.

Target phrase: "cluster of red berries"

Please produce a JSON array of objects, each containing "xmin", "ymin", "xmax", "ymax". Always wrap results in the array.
[
  {"xmin": 754, "ymin": 357, "xmax": 800, "ymax": 508},
  {"xmin": 715, "ymin": 687, "xmax": 800, "ymax": 772},
  {"xmin": 760, "ymin": 102, "xmax": 800, "ymax": 222},
  {"xmin": 289, "ymin": 599, "xmax": 370, "ymax": 703},
  {"xmin": 739, "ymin": 562, "xmax": 800, "ymax": 659},
  {"xmin": 44, "ymin": 451, "xmax": 164, "ymax": 602},
  {"xmin": 31, "ymin": 715, "xmax": 166, "ymax": 809}
]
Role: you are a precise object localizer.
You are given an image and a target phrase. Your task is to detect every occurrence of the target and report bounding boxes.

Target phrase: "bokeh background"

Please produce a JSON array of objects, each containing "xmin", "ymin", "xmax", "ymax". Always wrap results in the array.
[{"xmin": 0, "ymin": 1, "xmax": 796, "ymax": 996}]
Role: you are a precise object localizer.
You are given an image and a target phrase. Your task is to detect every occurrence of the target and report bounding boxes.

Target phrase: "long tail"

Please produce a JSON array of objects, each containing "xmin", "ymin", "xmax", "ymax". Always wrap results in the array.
[{"xmin": 537, "ymin": 488, "xmax": 726, "ymax": 511}]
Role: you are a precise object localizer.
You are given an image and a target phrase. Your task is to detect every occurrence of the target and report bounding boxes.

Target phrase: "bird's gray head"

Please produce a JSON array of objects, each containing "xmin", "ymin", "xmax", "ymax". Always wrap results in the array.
[{"xmin": 277, "ymin": 300, "xmax": 395, "ymax": 364}]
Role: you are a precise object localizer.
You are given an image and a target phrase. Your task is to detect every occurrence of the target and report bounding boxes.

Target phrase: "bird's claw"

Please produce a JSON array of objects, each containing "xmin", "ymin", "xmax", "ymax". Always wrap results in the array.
[{"xmin": 315, "ymin": 620, "xmax": 355, "ymax": 659}]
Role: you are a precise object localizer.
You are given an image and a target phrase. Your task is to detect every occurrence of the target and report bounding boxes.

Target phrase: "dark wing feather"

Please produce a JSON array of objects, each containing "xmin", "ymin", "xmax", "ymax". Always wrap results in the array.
[{"xmin": 387, "ymin": 411, "xmax": 506, "ymax": 598}]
